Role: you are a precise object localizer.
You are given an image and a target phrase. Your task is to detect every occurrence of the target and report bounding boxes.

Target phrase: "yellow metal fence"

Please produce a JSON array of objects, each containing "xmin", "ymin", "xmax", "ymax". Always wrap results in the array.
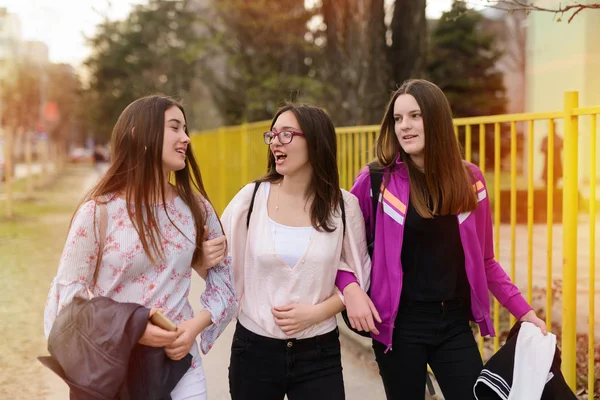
[{"xmin": 191, "ymin": 91, "xmax": 598, "ymax": 395}]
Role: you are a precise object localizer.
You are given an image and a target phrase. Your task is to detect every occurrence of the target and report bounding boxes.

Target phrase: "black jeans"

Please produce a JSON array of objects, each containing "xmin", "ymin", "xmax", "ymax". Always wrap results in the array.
[
  {"xmin": 229, "ymin": 321, "xmax": 345, "ymax": 400},
  {"xmin": 372, "ymin": 299, "xmax": 483, "ymax": 400}
]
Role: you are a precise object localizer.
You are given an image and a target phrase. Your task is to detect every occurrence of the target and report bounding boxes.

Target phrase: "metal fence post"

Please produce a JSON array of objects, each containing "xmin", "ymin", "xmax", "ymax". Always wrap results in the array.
[
  {"xmin": 218, "ymin": 127, "xmax": 226, "ymax": 214},
  {"xmin": 561, "ymin": 91, "xmax": 579, "ymax": 389},
  {"xmin": 241, "ymin": 123, "xmax": 249, "ymax": 185}
]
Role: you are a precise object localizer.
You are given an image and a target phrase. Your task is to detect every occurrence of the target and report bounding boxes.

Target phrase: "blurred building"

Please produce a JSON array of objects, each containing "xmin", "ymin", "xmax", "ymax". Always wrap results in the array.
[
  {"xmin": 0, "ymin": 10, "xmax": 53, "ymax": 162},
  {"xmin": 457, "ymin": 3, "xmax": 599, "ymax": 194},
  {"xmin": 0, "ymin": 7, "xmax": 22, "ymax": 147},
  {"xmin": 22, "ymin": 40, "xmax": 49, "ymax": 65},
  {"xmin": 480, "ymin": 8, "xmax": 527, "ymax": 115},
  {"xmin": 0, "ymin": 7, "xmax": 22, "ymax": 63},
  {"xmin": 526, "ymin": 3, "xmax": 600, "ymax": 193}
]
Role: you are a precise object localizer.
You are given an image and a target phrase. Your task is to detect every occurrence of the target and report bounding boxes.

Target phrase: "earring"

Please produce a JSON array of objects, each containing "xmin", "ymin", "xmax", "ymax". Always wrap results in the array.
[{"xmin": 144, "ymin": 146, "xmax": 147, "ymax": 151}]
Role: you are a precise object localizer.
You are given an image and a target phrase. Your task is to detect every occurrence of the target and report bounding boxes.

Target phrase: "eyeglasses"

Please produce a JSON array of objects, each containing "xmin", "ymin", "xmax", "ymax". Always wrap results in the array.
[{"xmin": 263, "ymin": 130, "xmax": 304, "ymax": 145}]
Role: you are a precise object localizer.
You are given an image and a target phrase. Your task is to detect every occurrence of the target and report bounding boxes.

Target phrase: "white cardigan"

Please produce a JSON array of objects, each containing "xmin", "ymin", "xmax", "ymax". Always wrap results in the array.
[{"xmin": 221, "ymin": 183, "xmax": 371, "ymax": 339}]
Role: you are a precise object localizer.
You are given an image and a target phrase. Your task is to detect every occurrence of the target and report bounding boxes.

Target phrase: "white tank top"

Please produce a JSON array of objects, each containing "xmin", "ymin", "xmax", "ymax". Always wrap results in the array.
[{"xmin": 264, "ymin": 183, "xmax": 314, "ymax": 267}]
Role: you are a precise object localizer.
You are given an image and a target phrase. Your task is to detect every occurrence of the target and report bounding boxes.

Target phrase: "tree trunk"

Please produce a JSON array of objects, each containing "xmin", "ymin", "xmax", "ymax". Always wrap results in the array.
[
  {"xmin": 389, "ymin": 0, "xmax": 427, "ymax": 86},
  {"xmin": 4, "ymin": 127, "xmax": 14, "ymax": 217},
  {"xmin": 359, "ymin": 0, "xmax": 390, "ymax": 124},
  {"xmin": 322, "ymin": 0, "xmax": 388, "ymax": 125}
]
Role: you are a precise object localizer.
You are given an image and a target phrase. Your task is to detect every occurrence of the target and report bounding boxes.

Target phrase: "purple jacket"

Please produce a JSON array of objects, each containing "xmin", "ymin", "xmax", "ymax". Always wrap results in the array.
[{"xmin": 336, "ymin": 159, "xmax": 533, "ymax": 351}]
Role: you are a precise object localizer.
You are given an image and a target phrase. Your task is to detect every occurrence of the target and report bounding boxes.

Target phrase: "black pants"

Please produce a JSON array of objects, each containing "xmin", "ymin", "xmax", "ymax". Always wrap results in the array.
[
  {"xmin": 372, "ymin": 299, "xmax": 483, "ymax": 400},
  {"xmin": 228, "ymin": 321, "xmax": 345, "ymax": 400}
]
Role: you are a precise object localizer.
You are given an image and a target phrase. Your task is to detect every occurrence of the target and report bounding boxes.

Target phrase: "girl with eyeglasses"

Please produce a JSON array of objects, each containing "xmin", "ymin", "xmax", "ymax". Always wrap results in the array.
[{"xmin": 221, "ymin": 104, "xmax": 375, "ymax": 400}]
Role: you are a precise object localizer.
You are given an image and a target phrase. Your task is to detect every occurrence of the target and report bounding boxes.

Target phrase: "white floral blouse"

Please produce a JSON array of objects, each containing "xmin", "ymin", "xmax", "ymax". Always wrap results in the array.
[{"xmin": 44, "ymin": 194, "xmax": 237, "ymax": 367}]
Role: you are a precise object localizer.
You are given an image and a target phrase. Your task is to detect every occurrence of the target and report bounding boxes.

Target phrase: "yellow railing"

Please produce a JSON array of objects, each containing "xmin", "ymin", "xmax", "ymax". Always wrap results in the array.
[{"xmin": 191, "ymin": 91, "xmax": 598, "ymax": 395}]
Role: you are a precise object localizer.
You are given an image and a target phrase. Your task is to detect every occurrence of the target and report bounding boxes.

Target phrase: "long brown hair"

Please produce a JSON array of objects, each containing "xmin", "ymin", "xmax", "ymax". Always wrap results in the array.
[
  {"xmin": 376, "ymin": 79, "xmax": 477, "ymax": 218},
  {"xmin": 77, "ymin": 95, "xmax": 212, "ymax": 265},
  {"xmin": 258, "ymin": 104, "xmax": 341, "ymax": 232}
]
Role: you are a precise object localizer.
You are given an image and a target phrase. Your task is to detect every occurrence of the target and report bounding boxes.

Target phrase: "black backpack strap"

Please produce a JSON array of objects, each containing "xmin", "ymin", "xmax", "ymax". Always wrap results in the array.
[
  {"xmin": 339, "ymin": 191, "xmax": 346, "ymax": 236},
  {"xmin": 246, "ymin": 182, "xmax": 262, "ymax": 229},
  {"xmin": 367, "ymin": 162, "xmax": 384, "ymax": 237}
]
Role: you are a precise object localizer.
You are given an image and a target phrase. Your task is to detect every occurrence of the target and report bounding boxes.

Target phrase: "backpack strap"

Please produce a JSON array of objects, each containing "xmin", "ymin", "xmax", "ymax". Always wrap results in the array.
[
  {"xmin": 339, "ymin": 191, "xmax": 346, "ymax": 236},
  {"xmin": 367, "ymin": 161, "xmax": 384, "ymax": 239},
  {"xmin": 246, "ymin": 182, "xmax": 262, "ymax": 229},
  {"xmin": 92, "ymin": 196, "xmax": 107, "ymax": 292}
]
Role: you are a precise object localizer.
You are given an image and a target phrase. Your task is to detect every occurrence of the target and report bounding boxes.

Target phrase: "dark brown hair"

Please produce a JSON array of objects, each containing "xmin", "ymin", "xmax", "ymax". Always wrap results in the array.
[
  {"xmin": 259, "ymin": 104, "xmax": 341, "ymax": 232},
  {"xmin": 376, "ymin": 79, "xmax": 477, "ymax": 218},
  {"xmin": 76, "ymin": 95, "xmax": 212, "ymax": 265}
]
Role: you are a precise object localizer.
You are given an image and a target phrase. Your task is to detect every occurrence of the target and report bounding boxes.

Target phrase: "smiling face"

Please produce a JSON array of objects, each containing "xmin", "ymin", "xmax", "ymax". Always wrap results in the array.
[
  {"xmin": 161, "ymin": 106, "xmax": 190, "ymax": 173},
  {"xmin": 270, "ymin": 110, "xmax": 311, "ymax": 178},
  {"xmin": 394, "ymin": 94, "xmax": 425, "ymax": 168}
]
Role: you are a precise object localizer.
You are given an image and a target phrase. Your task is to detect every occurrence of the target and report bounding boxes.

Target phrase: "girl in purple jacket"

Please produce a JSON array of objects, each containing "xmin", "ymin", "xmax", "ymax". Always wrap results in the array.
[{"xmin": 337, "ymin": 79, "xmax": 546, "ymax": 399}]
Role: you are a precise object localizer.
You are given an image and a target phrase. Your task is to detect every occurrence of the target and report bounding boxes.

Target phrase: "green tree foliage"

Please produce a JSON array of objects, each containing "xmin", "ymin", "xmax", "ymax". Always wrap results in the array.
[
  {"xmin": 199, "ymin": 0, "xmax": 320, "ymax": 124},
  {"xmin": 81, "ymin": 0, "xmax": 511, "ymax": 142},
  {"xmin": 427, "ymin": 1, "xmax": 506, "ymax": 118},
  {"xmin": 85, "ymin": 0, "xmax": 205, "ymax": 141},
  {"xmin": 427, "ymin": 1, "xmax": 507, "ymax": 164}
]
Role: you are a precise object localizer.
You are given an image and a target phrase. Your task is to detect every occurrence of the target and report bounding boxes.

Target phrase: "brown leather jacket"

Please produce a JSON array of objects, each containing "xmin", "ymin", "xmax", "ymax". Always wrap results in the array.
[{"xmin": 39, "ymin": 296, "xmax": 191, "ymax": 400}]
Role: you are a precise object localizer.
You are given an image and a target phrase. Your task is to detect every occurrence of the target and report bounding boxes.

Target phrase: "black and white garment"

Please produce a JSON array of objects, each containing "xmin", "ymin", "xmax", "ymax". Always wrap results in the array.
[{"xmin": 474, "ymin": 321, "xmax": 577, "ymax": 400}]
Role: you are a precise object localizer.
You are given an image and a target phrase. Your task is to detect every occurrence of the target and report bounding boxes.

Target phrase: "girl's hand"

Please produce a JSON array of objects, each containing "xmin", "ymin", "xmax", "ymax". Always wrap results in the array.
[
  {"xmin": 272, "ymin": 304, "xmax": 319, "ymax": 336},
  {"xmin": 520, "ymin": 309, "xmax": 548, "ymax": 335},
  {"xmin": 200, "ymin": 225, "xmax": 227, "ymax": 270},
  {"xmin": 164, "ymin": 319, "xmax": 202, "ymax": 360},
  {"xmin": 138, "ymin": 308, "xmax": 179, "ymax": 347},
  {"xmin": 343, "ymin": 282, "xmax": 381, "ymax": 335}
]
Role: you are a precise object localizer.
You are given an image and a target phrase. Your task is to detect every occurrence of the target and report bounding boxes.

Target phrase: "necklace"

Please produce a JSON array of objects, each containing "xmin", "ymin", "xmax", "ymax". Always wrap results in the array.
[{"xmin": 275, "ymin": 182, "xmax": 281, "ymax": 211}]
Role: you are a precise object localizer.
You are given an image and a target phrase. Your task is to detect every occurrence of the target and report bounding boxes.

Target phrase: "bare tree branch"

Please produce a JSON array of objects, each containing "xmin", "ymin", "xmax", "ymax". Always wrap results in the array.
[{"xmin": 479, "ymin": 0, "xmax": 600, "ymax": 23}]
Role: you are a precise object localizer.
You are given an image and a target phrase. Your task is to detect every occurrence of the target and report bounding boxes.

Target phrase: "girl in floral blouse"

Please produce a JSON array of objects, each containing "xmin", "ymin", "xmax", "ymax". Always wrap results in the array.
[{"xmin": 44, "ymin": 95, "xmax": 237, "ymax": 399}]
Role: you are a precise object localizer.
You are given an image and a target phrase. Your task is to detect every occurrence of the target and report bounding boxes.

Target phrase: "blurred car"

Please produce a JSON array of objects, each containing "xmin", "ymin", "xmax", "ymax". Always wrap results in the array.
[{"xmin": 68, "ymin": 147, "xmax": 93, "ymax": 163}]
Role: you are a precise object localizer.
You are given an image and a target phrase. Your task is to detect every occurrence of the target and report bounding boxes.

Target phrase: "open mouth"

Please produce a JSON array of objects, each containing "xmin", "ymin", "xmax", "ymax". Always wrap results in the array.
[
  {"xmin": 274, "ymin": 151, "xmax": 287, "ymax": 163},
  {"xmin": 176, "ymin": 148, "xmax": 186, "ymax": 156},
  {"xmin": 402, "ymin": 135, "xmax": 418, "ymax": 140}
]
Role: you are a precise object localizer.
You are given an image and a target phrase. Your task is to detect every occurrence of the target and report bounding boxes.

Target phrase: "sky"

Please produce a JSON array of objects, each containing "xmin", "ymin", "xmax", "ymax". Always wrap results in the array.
[
  {"xmin": 0, "ymin": 0, "xmax": 146, "ymax": 65},
  {"xmin": 0, "ymin": 0, "xmax": 464, "ymax": 68}
]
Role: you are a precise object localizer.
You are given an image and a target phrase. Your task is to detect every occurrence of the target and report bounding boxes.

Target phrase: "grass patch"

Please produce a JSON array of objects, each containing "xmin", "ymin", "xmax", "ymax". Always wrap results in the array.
[{"xmin": 0, "ymin": 165, "xmax": 92, "ymax": 399}]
